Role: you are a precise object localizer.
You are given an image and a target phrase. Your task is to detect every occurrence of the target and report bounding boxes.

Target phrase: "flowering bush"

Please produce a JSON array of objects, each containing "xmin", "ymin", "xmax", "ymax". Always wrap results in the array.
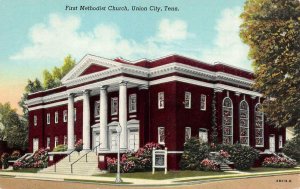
[
  {"xmin": 75, "ymin": 139, "xmax": 83, "ymax": 152},
  {"xmin": 180, "ymin": 137, "xmax": 210, "ymax": 170},
  {"xmin": 106, "ymin": 142, "xmax": 163, "ymax": 173},
  {"xmin": 1, "ymin": 153, "xmax": 9, "ymax": 169},
  {"xmin": 215, "ymin": 150, "xmax": 230, "ymax": 164},
  {"xmin": 13, "ymin": 148, "xmax": 49, "ymax": 170},
  {"xmin": 262, "ymin": 156, "xmax": 297, "ymax": 168},
  {"xmin": 10, "ymin": 150, "xmax": 21, "ymax": 160},
  {"xmin": 200, "ymin": 158, "xmax": 220, "ymax": 171}
]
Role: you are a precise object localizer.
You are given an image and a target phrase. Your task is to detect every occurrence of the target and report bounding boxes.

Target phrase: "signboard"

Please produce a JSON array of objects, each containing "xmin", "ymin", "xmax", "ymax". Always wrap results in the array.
[{"xmin": 152, "ymin": 147, "xmax": 167, "ymax": 174}]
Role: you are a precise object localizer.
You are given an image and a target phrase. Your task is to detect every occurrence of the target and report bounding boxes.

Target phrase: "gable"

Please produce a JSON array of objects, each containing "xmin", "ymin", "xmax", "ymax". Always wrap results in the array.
[{"xmin": 79, "ymin": 64, "xmax": 108, "ymax": 77}]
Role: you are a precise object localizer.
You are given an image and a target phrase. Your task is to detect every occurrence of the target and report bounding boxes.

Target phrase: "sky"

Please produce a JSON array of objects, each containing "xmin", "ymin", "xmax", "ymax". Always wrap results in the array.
[{"xmin": 0, "ymin": 0, "xmax": 252, "ymax": 113}]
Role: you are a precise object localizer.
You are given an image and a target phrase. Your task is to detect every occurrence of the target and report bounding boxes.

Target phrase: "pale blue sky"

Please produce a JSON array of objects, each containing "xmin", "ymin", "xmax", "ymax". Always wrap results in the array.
[{"xmin": 0, "ymin": 0, "xmax": 251, "ymax": 112}]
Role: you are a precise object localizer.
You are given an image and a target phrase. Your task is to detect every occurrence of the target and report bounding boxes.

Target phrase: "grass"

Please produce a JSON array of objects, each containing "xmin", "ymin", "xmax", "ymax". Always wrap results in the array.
[
  {"xmin": 4, "ymin": 168, "xmax": 41, "ymax": 173},
  {"xmin": 245, "ymin": 167, "xmax": 300, "ymax": 172},
  {"xmin": 98, "ymin": 170, "xmax": 233, "ymax": 180},
  {"xmin": 64, "ymin": 179, "xmax": 132, "ymax": 184}
]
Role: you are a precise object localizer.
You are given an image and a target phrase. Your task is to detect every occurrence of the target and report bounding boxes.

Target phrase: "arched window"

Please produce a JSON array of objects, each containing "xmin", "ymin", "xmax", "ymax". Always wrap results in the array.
[
  {"xmin": 255, "ymin": 104, "xmax": 264, "ymax": 147},
  {"xmin": 239, "ymin": 100, "xmax": 249, "ymax": 145},
  {"xmin": 222, "ymin": 97, "xmax": 233, "ymax": 144}
]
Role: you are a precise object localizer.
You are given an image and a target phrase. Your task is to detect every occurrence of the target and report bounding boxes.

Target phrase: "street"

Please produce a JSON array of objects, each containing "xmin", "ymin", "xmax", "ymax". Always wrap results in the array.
[{"xmin": 0, "ymin": 174, "xmax": 299, "ymax": 189}]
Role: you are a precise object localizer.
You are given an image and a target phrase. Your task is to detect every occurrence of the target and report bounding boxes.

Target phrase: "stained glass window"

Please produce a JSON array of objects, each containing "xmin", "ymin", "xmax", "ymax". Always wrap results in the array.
[
  {"xmin": 255, "ymin": 104, "xmax": 264, "ymax": 146},
  {"xmin": 34, "ymin": 115, "xmax": 37, "ymax": 126},
  {"xmin": 63, "ymin": 110, "xmax": 67, "ymax": 122},
  {"xmin": 239, "ymin": 100, "xmax": 249, "ymax": 145},
  {"xmin": 223, "ymin": 97, "xmax": 233, "ymax": 144},
  {"xmin": 185, "ymin": 127, "xmax": 191, "ymax": 142},
  {"xmin": 111, "ymin": 97, "xmax": 118, "ymax": 115}
]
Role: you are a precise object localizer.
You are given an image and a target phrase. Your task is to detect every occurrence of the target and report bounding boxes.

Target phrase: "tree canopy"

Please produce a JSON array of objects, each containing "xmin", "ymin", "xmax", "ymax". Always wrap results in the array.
[
  {"xmin": 0, "ymin": 103, "xmax": 28, "ymax": 150},
  {"xmin": 240, "ymin": 0, "xmax": 300, "ymax": 136}
]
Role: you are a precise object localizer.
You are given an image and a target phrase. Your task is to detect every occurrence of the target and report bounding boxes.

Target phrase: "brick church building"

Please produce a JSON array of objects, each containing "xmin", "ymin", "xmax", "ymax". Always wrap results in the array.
[{"xmin": 26, "ymin": 54, "xmax": 286, "ymax": 170}]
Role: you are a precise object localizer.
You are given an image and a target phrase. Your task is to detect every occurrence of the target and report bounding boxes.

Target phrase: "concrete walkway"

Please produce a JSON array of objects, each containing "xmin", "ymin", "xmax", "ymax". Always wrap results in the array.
[{"xmin": 0, "ymin": 168, "xmax": 299, "ymax": 186}]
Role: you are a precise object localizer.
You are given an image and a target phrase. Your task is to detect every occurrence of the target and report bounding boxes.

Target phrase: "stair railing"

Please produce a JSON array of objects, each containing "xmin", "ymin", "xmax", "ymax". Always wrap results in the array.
[{"xmin": 70, "ymin": 143, "xmax": 101, "ymax": 173}]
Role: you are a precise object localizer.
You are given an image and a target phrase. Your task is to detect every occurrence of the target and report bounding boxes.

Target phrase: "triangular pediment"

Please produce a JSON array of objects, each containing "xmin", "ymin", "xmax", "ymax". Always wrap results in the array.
[{"xmin": 61, "ymin": 54, "xmax": 122, "ymax": 83}]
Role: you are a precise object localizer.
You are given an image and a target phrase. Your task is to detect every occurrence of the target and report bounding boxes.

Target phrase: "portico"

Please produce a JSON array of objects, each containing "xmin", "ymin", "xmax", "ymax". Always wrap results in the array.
[{"xmin": 66, "ymin": 78, "xmax": 148, "ymax": 152}]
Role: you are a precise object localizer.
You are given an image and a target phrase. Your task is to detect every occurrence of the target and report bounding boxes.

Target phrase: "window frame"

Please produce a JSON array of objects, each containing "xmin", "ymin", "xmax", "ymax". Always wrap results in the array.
[
  {"xmin": 94, "ymin": 100, "xmax": 100, "ymax": 118},
  {"xmin": 222, "ymin": 97, "xmax": 233, "ymax": 145},
  {"xmin": 46, "ymin": 137, "xmax": 50, "ymax": 149},
  {"xmin": 158, "ymin": 92, "xmax": 165, "ymax": 109},
  {"xmin": 199, "ymin": 128, "xmax": 208, "ymax": 143},
  {"xmin": 129, "ymin": 94, "xmax": 137, "ymax": 113},
  {"xmin": 239, "ymin": 100, "xmax": 249, "ymax": 146},
  {"xmin": 47, "ymin": 113, "xmax": 50, "ymax": 125},
  {"xmin": 55, "ymin": 111, "xmax": 58, "ymax": 124},
  {"xmin": 158, "ymin": 127, "xmax": 165, "ymax": 145},
  {"xmin": 63, "ymin": 110, "xmax": 67, "ymax": 123},
  {"xmin": 200, "ymin": 94, "xmax": 206, "ymax": 111},
  {"xmin": 185, "ymin": 127, "xmax": 191, "ymax": 142},
  {"xmin": 54, "ymin": 136, "xmax": 58, "ymax": 148},
  {"xmin": 74, "ymin": 108, "xmax": 77, "ymax": 122},
  {"xmin": 111, "ymin": 97, "xmax": 118, "ymax": 115},
  {"xmin": 255, "ymin": 103, "xmax": 264, "ymax": 147},
  {"xmin": 279, "ymin": 135, "xmax": 283, "ymax": 148},
  {"xmin": 34, "ymin": 115, "xmax": 37, "ymax": 126},
  {"xmin": 184, "ymin": 92, "xmax": 192, "ymax": 109}
]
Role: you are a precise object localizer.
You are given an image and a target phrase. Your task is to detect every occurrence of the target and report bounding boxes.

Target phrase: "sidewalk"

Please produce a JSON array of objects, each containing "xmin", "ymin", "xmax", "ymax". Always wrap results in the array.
[{"xmin": 0, "ymin": 168, "xmax": 299, "ymax": 186}]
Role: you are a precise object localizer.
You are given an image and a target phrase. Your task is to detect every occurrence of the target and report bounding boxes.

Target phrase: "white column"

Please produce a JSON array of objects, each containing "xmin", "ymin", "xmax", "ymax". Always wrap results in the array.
[
  {"xmin": 82, "ymin": 90, "xmax": 91, "ymax": 151},
  {"xmin": 119, "ymin": 81, "xmax": 128, "ymax": 149},
  {"xmin": 67, "ymin": 93, "xmax": 75, "ymax": 151},
  {"xmin": 99, "ymin": 86, "xmax": 108, "ymax": 150}
]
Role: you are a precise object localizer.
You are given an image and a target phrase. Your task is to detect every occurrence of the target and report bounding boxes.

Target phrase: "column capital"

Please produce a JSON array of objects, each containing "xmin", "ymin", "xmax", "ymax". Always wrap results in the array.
[
  {"xmin": 82, "ymin": 89, "xmax": 91, "ymax": 95},
  {"xmin": 235, "ymin": 91, "xmax": 241, "ymax": 96},
  {"xmin": 68, "ymin": 93, "xmax": 75, "ymax": 98},
  {"xmin": 214, "ymin": 87, "xmax": 224, "ymax": 93},
  {"xmin": 251, "ymin": 95, "xmax": 257, "ymax": 99},
  {"xmin": 138, "ymin": 84, "xmax": 149, "ymax": 90},
  {"xmin": 119, "ymin": 81, "xmax": 128, "ymax": 86},
  {"xmin": 100, "ymin": 85, "xmax": 109, "ymax": 90}
]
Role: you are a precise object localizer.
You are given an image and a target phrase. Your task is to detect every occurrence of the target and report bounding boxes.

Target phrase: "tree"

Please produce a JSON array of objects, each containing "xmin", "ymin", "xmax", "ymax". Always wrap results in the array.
[
  {"xmin": 0, "ymin": 103, "xmax": 28, "ymax": 150},
  {"xmin": 61, "ymin": 55, "xmax": 76, "ymax": 76},
  {"xmin": 240, "ymin": 0, "xmax": 300, "ymax": 136}
]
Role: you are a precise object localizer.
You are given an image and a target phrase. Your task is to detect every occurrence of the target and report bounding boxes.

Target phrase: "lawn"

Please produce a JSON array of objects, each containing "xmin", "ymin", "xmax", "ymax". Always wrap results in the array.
[
  {"xmin": 98, "ymin": 170, "xmax": 233, "ymax": 180},
  {"xmin": 3, "ymin": 168, "xmax": 41, "ymax": 173}
]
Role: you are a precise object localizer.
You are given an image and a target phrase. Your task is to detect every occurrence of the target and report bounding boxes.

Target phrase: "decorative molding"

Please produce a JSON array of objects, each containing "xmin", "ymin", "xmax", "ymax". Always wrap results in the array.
[{"xmin": 235, "ymin": 91, "xmax": 241, "ymax": 96}]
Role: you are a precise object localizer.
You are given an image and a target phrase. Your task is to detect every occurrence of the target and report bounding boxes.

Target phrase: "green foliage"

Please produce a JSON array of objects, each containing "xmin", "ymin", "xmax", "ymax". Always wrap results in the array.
[
  {"xmin": 52, "ymin": 144, "xmax": 67, "ymax": 152},
  {"xmin": 61, "ymin": 55, "xmax": 76, "ymax": 76},
  {"xmin": 240, "ymin": 0, "xmax": 300, "ymax": 136},
  {"xmin": 283, "ymin": 137, "xmax": 300, "ymax": 162},
  {"xmin": 217, "ymin": 143, "xmax": 260, "ymax": 170},
  {"xmin": 180, "ymin": 137, "xmax": 210, "ymax": 170},
  {"xmin": 0, "ymin": 102, "xmax": 28, "ymax": 150}
]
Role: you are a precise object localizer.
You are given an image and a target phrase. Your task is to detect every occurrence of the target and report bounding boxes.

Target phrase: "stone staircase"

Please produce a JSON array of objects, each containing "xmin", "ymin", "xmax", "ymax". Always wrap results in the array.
[
  {"xmin": 220, "ymin": 163, "xmax": 234, "ymax": 171},
  {"xmin": 40, "ymin": 151, "xmax": 100, "ymax": 176}
]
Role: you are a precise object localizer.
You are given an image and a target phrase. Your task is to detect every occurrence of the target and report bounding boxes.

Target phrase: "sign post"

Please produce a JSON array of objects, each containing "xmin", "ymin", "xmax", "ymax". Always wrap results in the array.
[{"xmin": 152, "ymin": 147, "xmax": 168, "ymax": 174}]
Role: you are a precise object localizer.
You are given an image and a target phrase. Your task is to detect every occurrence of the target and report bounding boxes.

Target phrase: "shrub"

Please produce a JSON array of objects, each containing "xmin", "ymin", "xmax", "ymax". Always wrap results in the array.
[
  {"xmin": 200, "ymin": 158, "xmax": 220, "ymax": 171},
  {"xmin": 53, "ymin": 144, "xmax": 67, "ymax": 152},
  {"xmin": 218, "ymin": 143, "xmax": 259, "ymax": 170},
  {"xmin": 262, "ymin": 156, "xmax": 297, "ymax": 168},
  {"xmin": 75, "ymin": 139, "xmax": 83, "ymax": 152},
  {"xmin": 180, "ymin": 137, "xmax": 210, "ymax": 170},
  {"xmin": 10, "ymin": 150, "xmax": 21, "ymax": 160},
  {"xmin": 283, "ymin": 137, "xmax": 300, "ymax": 163},
  {"xmin": 13, "ymin": 148, "xmax": 49, "ymax": 170},
  {"xmin": 106, "ymin": 142, "xmax": 163, "ymax": 173},
  {"xmin": 1, "ymin": 153, "xmax": 9, "ymax": 169}
]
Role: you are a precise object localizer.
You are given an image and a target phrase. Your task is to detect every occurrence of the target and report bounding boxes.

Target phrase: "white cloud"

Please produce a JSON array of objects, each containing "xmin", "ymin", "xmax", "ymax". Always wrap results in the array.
[
  {"xmin": 10, "ymin": 15, "xmax": 190, "ymax": 61},
  {"xmin": 201, "ymin": 7, "xmax": 251, "ymax": 70},
  {"xmin": 157, "ymin": 19, "xmax": 188, "ymax": 42}
]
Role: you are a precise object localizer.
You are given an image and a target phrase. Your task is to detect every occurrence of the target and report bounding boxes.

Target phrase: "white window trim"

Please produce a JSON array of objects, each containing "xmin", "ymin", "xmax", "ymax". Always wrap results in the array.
[
  {"xmin": 54, "ymin": 136, "xmax": 58, "ymax": 148},
  {"xmin": 158, "ymin": 92, "xmax": 165, "ymax": 109},
  {"xmin": 111, "ymin": 97, "xmax": 118, "ymax": 115},
  {"xmin": 63, "ymin": 110, "xmax": 67, "ymax": 123},
  {"xmin": 184, "ymin": 92, "xmax": 192, "ymax": 109},
  {"xmin": 34, "ymin": 115, "xmax": 37, "ymax": 126},
  {"xmin": 64, "ymin": 135, "xmax": 67, "ymax": 145},
  {"xmin": 47, "ymin": 113, "xmax": 50, "ymax": 125},
  {"xmin": 185, "ymin": 127, "xmax": 191, "ymax": 142},
  {"xmin": 255, "ymin": 103, "xmax": 264, "ymax": 147},
  {"xmin": 222, "ymin": 97, "xmax": 233, "ymax": 145},
  {"xmin": 129, "ymin": 94, "xmax": 137, "ymax": 113},
  {"xmin": 158, "ymin": 127, "xmax": 165, "ymax": 145},
  {"xmin": 200, "ymin": 94, "xmax": 206, "ymax": 111},
  {"xmin": 74, "ymin": 108, "xmax": 77, "ymax": 121},
  {"xmin": 199, "ymin": 128, "xmax": 208, "ymax": 143},
  {"xmin": 279, "ymin": 135, "xmax": 283, "ymax": 149},
  {"xmin": 239, "ymin": 100, "xmax": 249, "ymax": 146},
  {"xmin": 46, "ymin": 137, "xmax": 50, "ymax": 149},
  {"xmin": 55, "ymin": 111, "xmax": 58, "ymax": 124}
]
